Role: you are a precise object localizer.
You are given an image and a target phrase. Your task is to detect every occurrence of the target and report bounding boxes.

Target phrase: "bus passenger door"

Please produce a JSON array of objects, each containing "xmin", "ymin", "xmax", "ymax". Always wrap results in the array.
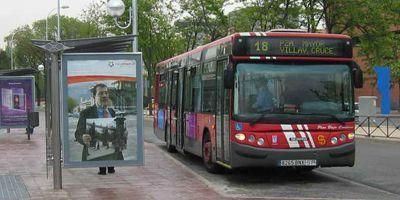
[
  {"xmin": 176, "ymin": 68, "xmax": 185, "ymax": 150},
  {"xmin": 170, "ymin": 70, "xmax": 179, "ymax": 147},
  {"xmin": 216, "ymin": 59, "xmax": 230, "ymax": 163},
  {"xmin": 183, "ymin": 66, "xmax": 199, "ymax": 154}
]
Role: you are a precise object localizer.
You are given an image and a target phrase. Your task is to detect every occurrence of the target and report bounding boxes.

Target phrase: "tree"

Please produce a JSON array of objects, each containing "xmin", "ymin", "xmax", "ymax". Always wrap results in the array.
[
  {"xmin": 81, "ymin": 0, "xmax": 109, "ymax": 37},
  {"xmin": 0, "ymin": 49, "xmax": 10, "ymax": 70},
  {"xmin": 101, "ymin": 0, "xmax": 186, "ymax": 113},
  {"xmin": 179, "ymin": 0, "xmax": 230, "ymax": 43},
  {"xmin": 234, "ymin": 0, "xmax": 301, "ymax": 32},
  {"xmin": 4, "ymin": 15, "xmax": 109, "ymax": 101}
]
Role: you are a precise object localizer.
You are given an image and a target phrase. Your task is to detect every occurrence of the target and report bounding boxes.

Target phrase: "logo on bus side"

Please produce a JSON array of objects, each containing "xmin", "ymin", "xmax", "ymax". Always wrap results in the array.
[
  {"xmin": 317, "ymin": 135, "xmax": 326, "ymax": 145},
  {"xmin": 235, "ymin": 123, "xmax": 243, "ymax": 131},
  {"xmin": 272, "ymin": 135, "xmax": 278, "ymax": 144}
]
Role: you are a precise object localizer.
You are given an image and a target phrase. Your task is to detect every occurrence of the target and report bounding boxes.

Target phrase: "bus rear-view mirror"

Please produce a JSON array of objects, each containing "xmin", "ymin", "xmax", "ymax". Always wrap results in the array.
[{"xmin": 352, "ymin": 62, "xmax": 363, "ymax": 88}]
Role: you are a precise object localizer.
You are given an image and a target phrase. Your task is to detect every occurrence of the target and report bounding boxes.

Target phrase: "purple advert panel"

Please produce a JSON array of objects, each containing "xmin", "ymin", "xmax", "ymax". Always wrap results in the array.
[
  {"xmin": 0, "ymin": 76, "xmax": 34, "ymax": 128},
  {"xmin": 186, "ymin": 113, "xmax": 196, "ymax": 139}
]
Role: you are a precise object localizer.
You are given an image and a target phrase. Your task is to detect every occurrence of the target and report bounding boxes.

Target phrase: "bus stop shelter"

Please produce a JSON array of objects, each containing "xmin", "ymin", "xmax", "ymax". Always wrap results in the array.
[{"xmin": 31, "ymin": 35, "xmax": 135, "ymax": 190}]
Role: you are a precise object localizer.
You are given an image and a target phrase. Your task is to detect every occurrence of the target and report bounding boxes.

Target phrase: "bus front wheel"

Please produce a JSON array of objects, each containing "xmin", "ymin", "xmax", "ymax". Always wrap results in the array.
[{"xmin": 202, "ymin": 132, "xmax": 223, "ymax": 173}]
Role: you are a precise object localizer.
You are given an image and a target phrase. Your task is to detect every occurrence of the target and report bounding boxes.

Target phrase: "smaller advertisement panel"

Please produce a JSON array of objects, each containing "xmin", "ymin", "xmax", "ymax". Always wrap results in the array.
[{"xmin": 0, "ymin": 76, "xmax": 35, "ymax": 128}]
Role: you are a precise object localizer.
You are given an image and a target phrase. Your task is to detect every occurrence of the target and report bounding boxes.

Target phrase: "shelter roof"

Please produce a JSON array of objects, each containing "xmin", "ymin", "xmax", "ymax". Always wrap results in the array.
[
  {"xmin": 31, "ymin": 35, "xmax": 135, "ymax": 53},
  {"xmin": 0, "ymin": 68, "xmax": 38, "ymax": 76}
]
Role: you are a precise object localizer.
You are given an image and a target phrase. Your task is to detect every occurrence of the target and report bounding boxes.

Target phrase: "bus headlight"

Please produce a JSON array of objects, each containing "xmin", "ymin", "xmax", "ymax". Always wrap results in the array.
[
  {"xmin": 340, "ymin": 134, "xmax": 346, "ymax": 142},
  {"xmin": 248, "ymin": 135, "xmax": 255, "ymax": 143},
  {"xmin": 257, "ymin": 138, "xmax": 265, "ymax": 146},
  {"xmin": 331, "ymin": 137, "xmax": 338, "ymax": 145},
  {"xmin": 348, "ymin": 133, "xmax": 355, "ymax": 140},
  {"xmin": 235, "ymin": 133, "xmax": 246, "ymax": 141}
]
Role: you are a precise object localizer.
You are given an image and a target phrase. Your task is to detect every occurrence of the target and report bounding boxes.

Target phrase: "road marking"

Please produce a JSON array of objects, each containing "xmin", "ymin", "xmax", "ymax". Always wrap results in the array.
[
  {"xmin": 149, "ymin": 142, "xmax": 359, "ymax": 200},
  {"xmin": 315, "ymin": 170, "xmax": 400, "ymax": 198}
]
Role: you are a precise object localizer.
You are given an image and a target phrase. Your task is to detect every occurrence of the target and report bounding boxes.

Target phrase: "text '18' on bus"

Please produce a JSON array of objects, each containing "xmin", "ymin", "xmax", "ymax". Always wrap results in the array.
[{"xmin": 153, "ymin": 29, "xmax": 363, "ymax": 173}]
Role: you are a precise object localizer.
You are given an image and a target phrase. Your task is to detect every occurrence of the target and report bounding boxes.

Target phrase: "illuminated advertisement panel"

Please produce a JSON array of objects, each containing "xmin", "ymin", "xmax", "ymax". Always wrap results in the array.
[
  {"xmin": 0, "ymin": 76, "xmax": 34, "ymax": 128},
  {"xmin": 62, "ymin": 53, "xmax": 143, "ymax": 167}
]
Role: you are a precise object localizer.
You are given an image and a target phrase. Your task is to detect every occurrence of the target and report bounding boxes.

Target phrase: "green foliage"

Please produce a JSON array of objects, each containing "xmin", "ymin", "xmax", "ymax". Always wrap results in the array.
[
  {"xmin": 179, "ymin": 0, "xmax": 229, "ymax": 42},
  {"xmin": 67, "ymin": 97, "xmax": 78, "ymax": 113},
  {"xmin": 81, "ymin": 0, "xmax": 108, "ymax": 37},
  {"xmin": 0, "ymin": 50, "xmax": 10, "ymax": 70},
  {"xmin": 235, "ymin": 0, "xmax": 301, "ymax": 31},
  {"xmin": 347, "ymin": 0, "xmax": 400, "ymax": 78}
]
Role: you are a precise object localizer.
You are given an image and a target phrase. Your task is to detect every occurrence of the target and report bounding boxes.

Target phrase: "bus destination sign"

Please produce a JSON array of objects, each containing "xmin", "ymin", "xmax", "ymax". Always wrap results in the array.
[{"xmin": 233, "ymin": 37, "xmax": 352, "ymax": 58}]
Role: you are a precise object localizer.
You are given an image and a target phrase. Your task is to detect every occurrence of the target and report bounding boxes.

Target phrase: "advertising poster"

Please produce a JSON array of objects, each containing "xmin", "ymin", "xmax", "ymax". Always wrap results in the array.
[
  {"xmin": 62, "ymin": 53, "xmax": 143, "ymax": 167},
  {"xmin": 0, "ymin": 76, "xmax": 34, "ymax": 128}
]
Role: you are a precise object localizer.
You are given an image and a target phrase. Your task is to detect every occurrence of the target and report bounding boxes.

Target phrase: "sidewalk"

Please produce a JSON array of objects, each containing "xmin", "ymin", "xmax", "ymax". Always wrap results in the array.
[{"xmin": 0, "ymin": 116, "xmax": 230, "ymax": 200}]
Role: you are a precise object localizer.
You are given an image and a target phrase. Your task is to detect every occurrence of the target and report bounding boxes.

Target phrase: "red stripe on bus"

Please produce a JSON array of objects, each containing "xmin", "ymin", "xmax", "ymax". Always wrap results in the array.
[
  {"xmin": 232, "ymin": 56, "xmax": 353, "ymax": 62},
  {"xmin": 68, "ymin": 76, "xmax": 136, "ymax": 84},
  {"xmin": 266, "ymin": 32, "xmax": 351, "ymax": 39},
  {"xmin": 157, "ymin": 35, "xmax": 233, "ymax": 66}
]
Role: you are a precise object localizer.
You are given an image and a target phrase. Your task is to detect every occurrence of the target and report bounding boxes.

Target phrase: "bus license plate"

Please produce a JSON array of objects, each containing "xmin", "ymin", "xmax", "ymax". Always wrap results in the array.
[{"xmin": 280, "ymin": 159, "xmax": 317, "ymax": 166}]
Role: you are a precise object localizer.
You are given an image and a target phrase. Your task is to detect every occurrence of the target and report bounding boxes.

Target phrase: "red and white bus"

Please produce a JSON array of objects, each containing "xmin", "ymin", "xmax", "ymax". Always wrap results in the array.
[{"xmin": 153, "ymin": 30, "xmax": 363, "ymax": 173}]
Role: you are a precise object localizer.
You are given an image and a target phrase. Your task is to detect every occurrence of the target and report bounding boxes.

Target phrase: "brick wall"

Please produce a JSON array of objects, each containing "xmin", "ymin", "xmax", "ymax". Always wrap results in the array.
[{"xmin": 353, "ymin": 48, "xmax": 399, "ymax": 110}]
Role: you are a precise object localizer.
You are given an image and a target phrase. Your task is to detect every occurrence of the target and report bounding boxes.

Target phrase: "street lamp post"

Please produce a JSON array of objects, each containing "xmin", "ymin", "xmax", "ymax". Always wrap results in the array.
[
  {"xmin": 57, "ymin": 0, "xmax": 60, "ymax": 41},
  {"xmin": 106, "ymin": 0, "xmax": 138, "ymax": 52},
  {"xmin": 46, "ymin": 5, "xmax": 69, "ymax": 40},
  {"xmin": 10, "ymin": 30, "xmax": 24, "ymax": 70}
]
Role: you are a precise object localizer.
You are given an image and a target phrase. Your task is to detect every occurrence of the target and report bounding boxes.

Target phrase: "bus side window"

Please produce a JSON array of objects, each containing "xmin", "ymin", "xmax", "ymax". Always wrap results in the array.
[
  {"xmin": 184, "ymin": 68, "xmax": 193, "ymax": 112},
  {"xmin": 201, "ymin": 61, "xmax": 217, "ymax": 113},
  {"xmin": 192, "ymin": 66, "xmax": 202, "ymax": 112},
  {"xmin": 158, "ymin": 73, "xmax": 166, "ymax": 109}
]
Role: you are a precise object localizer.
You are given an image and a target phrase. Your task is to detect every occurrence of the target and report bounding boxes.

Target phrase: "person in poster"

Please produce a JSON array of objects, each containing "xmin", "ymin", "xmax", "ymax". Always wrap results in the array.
[
  {"xmin": 13, "ymin": 95, "xmax": 20, "ymax": 109},
  {"xmin": 74, "ymin": 83, "xmax": 124, "ymax": 175}
]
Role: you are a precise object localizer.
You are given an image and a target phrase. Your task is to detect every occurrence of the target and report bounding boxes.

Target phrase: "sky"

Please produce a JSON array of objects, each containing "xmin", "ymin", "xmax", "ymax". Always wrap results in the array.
[{"xmin": 0, "ymin": 0, "xmax": 96, "ymax": 49}]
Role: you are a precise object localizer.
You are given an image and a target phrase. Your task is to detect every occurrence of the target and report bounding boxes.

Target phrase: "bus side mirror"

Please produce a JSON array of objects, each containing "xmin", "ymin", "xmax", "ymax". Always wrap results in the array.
[
  {"xmin": 352, "ymin": 62, "xmax": 363, "ymax": 88},
  {"xmin": 224, "ymin": 69, "xmax": 234, "ymax": 89},
  {"xmin": 354, "ymin": 68, "xmax": 363, "ymax": 88}
]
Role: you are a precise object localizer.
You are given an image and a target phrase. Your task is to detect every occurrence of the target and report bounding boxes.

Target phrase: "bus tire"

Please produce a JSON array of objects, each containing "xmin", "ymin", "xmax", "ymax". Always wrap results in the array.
[
  {"xmin": 165, "ymin": 123, "xmax": 176, "ymax": 153},
  {"xmin": 202, "ymin": 131, "xmax": 223, "ymax": 174}
]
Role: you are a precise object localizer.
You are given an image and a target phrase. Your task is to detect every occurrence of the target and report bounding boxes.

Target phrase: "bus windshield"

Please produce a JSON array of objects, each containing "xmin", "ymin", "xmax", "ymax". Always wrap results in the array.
[{"xmin": 234, "ymin": 63, "xmax": 353, "ymax": 123}]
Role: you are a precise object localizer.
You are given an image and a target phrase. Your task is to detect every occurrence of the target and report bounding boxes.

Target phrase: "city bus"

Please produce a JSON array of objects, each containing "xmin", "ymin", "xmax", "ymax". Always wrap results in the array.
[{"xmin": 153, "ymin": 30, "xmax": 363, "ymax": 173}]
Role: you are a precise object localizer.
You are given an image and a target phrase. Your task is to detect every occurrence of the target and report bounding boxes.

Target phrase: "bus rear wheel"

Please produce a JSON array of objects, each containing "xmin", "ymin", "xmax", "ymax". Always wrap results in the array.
[{"xmin": 202, "ymin": 133, "xmax": 223, "ymax": 173}]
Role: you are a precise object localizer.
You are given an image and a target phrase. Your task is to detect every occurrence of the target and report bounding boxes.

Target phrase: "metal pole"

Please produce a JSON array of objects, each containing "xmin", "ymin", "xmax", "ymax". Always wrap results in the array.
[
  {"xmin": 132, "ymin": 0, "xmax": 138, "ymax": 52},
  {"xmin": 10, "ymin": 31, "xmax": 20, "ymax": 70},
  {"xmin": 386, "ymin": 116, "xmax": 389, "ymax": 137},
  {"xmin": 10, "ymin": 42, "xmax": 13, "ymax": 70},
  {"xmin": 45, "ymin": 54, "xmax": 52, "ymax": 179},
  {"xmin": 50, "ymin": 53, "xmax": 62, "ymax": 189},
  {"xmin": 57, "ymin": 0, "xmax": 61, "ymax": 41},
  {"xmin": 46, "ymin": 17, "xmax": 48, "ymax": 40},
  {"xmin": 368, "ymin": 116, "xmax": 370, "ymax": 137}
]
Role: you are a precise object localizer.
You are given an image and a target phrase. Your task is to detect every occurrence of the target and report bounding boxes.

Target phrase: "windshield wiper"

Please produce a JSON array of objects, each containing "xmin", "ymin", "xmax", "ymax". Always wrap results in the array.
[
  {"xmin": 293, "ymin": 112, "xmax": 344, "ymax": 123},
  {"xmin": 249, "ymin": 111, "xmax": 344, "ymax": 125},
  {"xmin": 249, "ymin": 111, "xmax": 270, "ymax": 126},
  {"xmin": 249, "ymin": 110, "xmax": 284, "ymax": 125}
]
